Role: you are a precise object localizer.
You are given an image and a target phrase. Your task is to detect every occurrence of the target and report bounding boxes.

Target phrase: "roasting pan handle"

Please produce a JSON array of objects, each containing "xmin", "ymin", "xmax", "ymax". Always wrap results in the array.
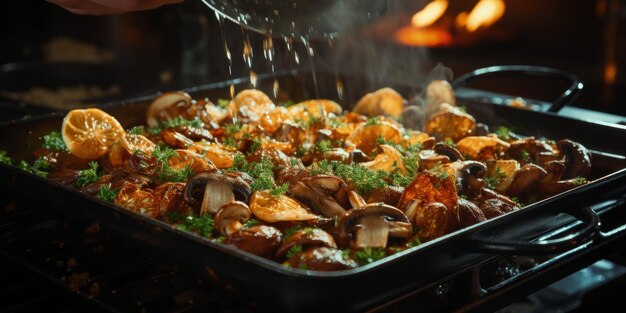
[
  {"xmin": 467, "ymin": 206, "xmax": 600, "ymax": 255},
  {"xmin": 451, "ymin": 65, "xmax": 584, "ymax": 113}
]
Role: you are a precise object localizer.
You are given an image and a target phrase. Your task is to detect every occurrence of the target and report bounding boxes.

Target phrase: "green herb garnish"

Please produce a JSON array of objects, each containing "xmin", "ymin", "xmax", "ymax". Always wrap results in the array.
[
  {"xmin": 572, "ymin": 177, "xmax": 587, "ymax": 185},
  {"xmin": 76, "ymin": 161, "xmax": 101, "ymax": 187},
  {"xmin": 217, "ymin": 98, "xmax": 230, "ymax": 108},
  {"xmin": 354, "ymin": 247, "xmax": 386, "ymax": 265},
  {"xmin": 41, "ymin": 131, "xmax": 67, "ymax": 151},
  {"xmin": 495, "ymin": 126, "xmax": 513, "ymax": 141},
  {"xmin": 175, "ymin": 214, "xmax": 215, "ymax": 237},
  {"xmin": 18, "ymin": 157, "xmax": 50, "ymax": 177},
  {"xmin": 152, "ymin": 145, "xmax": 193, "ymax": 183},
  {"xmin": 96, "ymin": 185, "xmax": 118, "ymax": 202},
  {"xmin": 148, "ymin": 116, "xmax": 204, "ymax": 135},
  {"xmin": 315, "ymin": 140, "xmax": 333, "ymax": 153},
  {"xmin": 270, "ymin": 182, "xmax": 289, "ymax": 197},
  {"xmin": 520, "ymin": 150, "xmax": 531, "ymax": 163},
  {"xmin": 285, "ymin": 245, "xmax": 304, "ymax": 259},
  {"xmin": 0, "ymin": 150, "xmax": 11, "ymax": 165}
]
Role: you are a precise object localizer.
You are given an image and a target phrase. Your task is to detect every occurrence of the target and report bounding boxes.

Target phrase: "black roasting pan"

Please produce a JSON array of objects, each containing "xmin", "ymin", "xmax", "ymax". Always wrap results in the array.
[{"xmin": 1, "ymin": 70, "xmax": 626, "ymax": 312}]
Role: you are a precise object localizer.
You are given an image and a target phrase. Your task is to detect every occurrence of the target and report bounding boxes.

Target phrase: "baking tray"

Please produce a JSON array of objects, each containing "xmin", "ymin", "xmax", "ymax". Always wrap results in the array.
[{"xmin": 1, "ymin": 70, "xmax": 626, "ymax": 312}]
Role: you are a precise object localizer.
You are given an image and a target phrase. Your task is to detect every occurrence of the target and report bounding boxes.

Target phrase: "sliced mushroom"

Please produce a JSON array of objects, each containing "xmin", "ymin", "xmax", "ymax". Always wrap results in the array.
[
  {"xmin": 250, "ymin": 191, "xmax": 320, "ymax": 223},
  {"xmin": 152, "ymin": 182, "xmax": 186, "ymax": 217},
  {"xmin": 485, "ymin": 159, "xmax": 520, "ymax": 193},
  {"xmin": 214, "ymin": 201, "xmax": 251, "ymax": 236},
  {"xmin": 557, "ymin": 139, "xmax": 592, "ymax": 180},
  {"xmin": 362, "ymin": 144, "xmax": 407, "ymax": 174},
  {"xmin": 541, "ymin": 160, "xmax": 566, "ymax": 183},
  {"xmin": 433, "ymin": 142, "xmax": 464, "ymax": 162},
  {"xmin": 458, "ymin": 198, "xmax": 487, "ymax": 228},
  {"xmin": 290, "ymin": 175, "xmax": 350, "ymax": 218},
  {"xmin": 425, "ymin": 103, "xmax": 476, "ymax": 142},
  {"xmin": 506, "ymin": 164, "xmax": 547, "ymax": 198},
  {"xmin": 285, "ymin": 247, "xmax": 358, "ymax": 271},
  {"xmin": 346, "ymin": 120, "xmax": 403, "ymax": 155},
  {"xmin": 146, "ymin": 91, "xmax": 192, "ymax": 128},
  {"xmin": 352, "ymin": 87, "xmax": 404, "ymax": 118},
  {"xmin": 224, "ymin": 225, "xmax": 282, "ymax": 258},
  {"xmin": 348, "ymin": 190, "xmax": 367, "ymax": 209},
  {"xmin": 161, "ymin": 129, "xmax": 194, "ymax": 149},
  {"xmin": 275, "ymin": 228, "xmax": 337, "ymax": 259},
  {"xmin": 418, "ymin": 149, "xmax": 450, "ymax": 170},
  {"xmin": 456, "ymin": 136, "xmax": 510, "ymax": 161},
  {"xmin": 397, "ymin": 171, "xmax": 459, "ymax": 222},
  {"xmin": 507, "ymin": 138, "xmax": 558, "ymax": 166},
  {"xmin": 183, "ymin": 171, "xmax": 251, "ymax": 215},
  {"xmin": 337, "ymin": 203, "xmax": 411, "ymax": 249}
]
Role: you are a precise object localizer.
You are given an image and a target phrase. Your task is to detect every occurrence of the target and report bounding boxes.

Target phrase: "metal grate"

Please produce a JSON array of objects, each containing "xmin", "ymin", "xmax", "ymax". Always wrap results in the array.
[{"xmin": 0, "ymin": 195, "xmax": 271, "ymax": 313}]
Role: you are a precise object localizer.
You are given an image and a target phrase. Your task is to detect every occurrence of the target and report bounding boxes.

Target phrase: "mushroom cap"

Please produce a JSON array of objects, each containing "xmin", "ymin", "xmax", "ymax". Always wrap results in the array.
[
  {"xmin": 456, "ymin": 136, "xmax": 510, "ymax": 161},
  {"xmin": 290, "ymin": 175, "xmax": 350, "ymax": 218},
  {"xmin": 557, "ymin": 139, "xmax": 592, "ymax": 180},
  {"xmin": 353, "ymin": 87, "xmax": 405, "ymax": 118},
  {"xmin": 418, "ymin": 149, "xmax": 451, "ymax": 170},
  {"xmin": 224, "ymin": 225, "xmax": 283, "ymax": 258},
  {"xmin": 362, "ymin": 144, "xmax": 407, "ymax": 174},
  {"xmin": 364, "ymin": 186, "xmax": 404, "ymax": 207},
  {"xmin": 146, "ymin": 91, "xmax": 192, "ymax": 128},
  {"xmin": 485, "ymin": 159, "xmax": 520, "ymax": 193},
  {"xmin": 414, "ymin": 202, "xmax": 458, "ymax": 242},
  {"xmin": 458, "ymin": 198, "xmax": 487, "ymax": 228},
  {"xmin": 285, "ymin": 247, "xmax": 358, "ymax": 271},
  {"xmin": 214, "ymin": 201, "xmax": 251, "ymax": 236},
  {"xmin": 433, "ymin": 142, "xmax": 464, "ymax": 162},
  {"xmin": 425, "ymin": 103, "xmax": 476, "ymax": 142},
  {"xmin": 398, "ymin": 171, "xmax": 459, "ymax": 218},
  {"xmin": 506, "ymin": 163, "xmax": 547, "ymax": 197},
  {"xmin": 346, "ymin": 120, "xmax": 403, "ymax": 155},
  {"xmin": 250, "ymin": 191, "xmax": 320, "ymax": 223},
  {"xmin": 457, "ymin": 161, "xmax": 487, "ymax": 197},
  {"xmin": 275, "ymin": 228, "xmax": 337, "ymax": 259},
  {"xmin": 480, "ymin": 198, "xmax": 518, "ymax": 219}
]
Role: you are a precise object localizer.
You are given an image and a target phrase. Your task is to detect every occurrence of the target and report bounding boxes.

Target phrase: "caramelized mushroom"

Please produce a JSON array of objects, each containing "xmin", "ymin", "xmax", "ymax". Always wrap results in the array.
[
  {"xmin": 249, "ymin": 191, "xmax": 320, "ymax": 223},
  {"xmin": 146, "ymin": 91, "xmax": 192, "ymax": 128},
  {"xmin": 458, "ymin": 198, "xmax": 487, "ymax": 228},
  {"xmin": 433, "ymin": 142, "xmax": 464, "ymax": 162},
  {"xmin": 418, "ymin": 149, "xmax": 450, "ymax": 170},
  {"xmin": 362, "ymin": 144, "xmax": 407, "ymax": 174},
  {"xmin": 183, "ymin": 171, "xmax": 251, "ymax": 214},
  {"xmin": 456, "ymin": 136, "xmax": 510, "ymax": 161},
  {"xmin": 425, "ymin": 103, "xmax": 476, "ymax": 142},
  {"xmin": 214, "ymin": 201, "xmax": 251, "ymax": 236},
  {"xmin": 414, "ymin": 202, "xmax": 458, "ymax": 241},
  {"xmin": 275, "ymin": 228, "xmax": 337, "ymax": 259},
  {"xmin": 285, "ymin": 247, "xmax": 358, "ymax": 271},
  {"xmin": 364, "ymin": 186, "xmax": 404, "ymax": 207},
  {"xmin": 480, "ymin": 198, "xmax": 519, "ymax": 219},
  {"xmin": 506, "ymin": 164, "xmax": 547, "ymax": 198},
  {"xmin": 352, "ymin": 87, "xmax": 404, "ymax": 118},
  {"xmin": 337, "ymin": 203, "xmax": 412, "ymax": 249},
  {"xmin": 224, "ymin": 225, "xmax": 282, "ymax": 258},
  {"xmin": 557, "ymin": 139, "xmax": 592, "ymax": 179},
  {"xmin": 290, "ymin": 175, "xmax": 350, "ymax": 218}
]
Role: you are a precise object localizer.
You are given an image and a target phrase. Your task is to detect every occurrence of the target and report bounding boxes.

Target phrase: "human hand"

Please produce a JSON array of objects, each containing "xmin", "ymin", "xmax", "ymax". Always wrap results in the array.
[{"xmin": 47, "ymin": 0, "xmax": 184, "ymax": 15}]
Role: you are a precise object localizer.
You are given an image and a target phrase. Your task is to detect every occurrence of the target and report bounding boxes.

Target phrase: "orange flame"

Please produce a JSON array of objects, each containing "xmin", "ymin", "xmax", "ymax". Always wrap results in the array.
[
  {"xmin": 465, "ymin": 0, "xmax": 506, "ymax": 32},
  {"xmin": 411, "ymin": 0, "xmax": 449, "ymax": 28}
]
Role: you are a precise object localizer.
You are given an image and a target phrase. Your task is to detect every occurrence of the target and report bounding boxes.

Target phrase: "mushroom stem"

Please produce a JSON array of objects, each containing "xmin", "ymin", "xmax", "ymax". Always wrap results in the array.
[
  {"xmin": 354, "ymin": 215, "xmax": 390, "ymax": 248},
  {"xmin": 201, "ymin": 181, "xmax": 235, "ymax": 215},
  {"xmin": 348, "ymin": 191, "xmax": 367, "ymax": 209},
  {"xmin": 388, "ymin": 221, "xmax": 413, "ymax": 239}
]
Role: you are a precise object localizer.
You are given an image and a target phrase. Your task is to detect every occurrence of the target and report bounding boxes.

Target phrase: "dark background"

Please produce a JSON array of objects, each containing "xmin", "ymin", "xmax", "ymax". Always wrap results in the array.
[{"xmin": 0, "ymin": 0, "xmax": 625, "ymax": 116}]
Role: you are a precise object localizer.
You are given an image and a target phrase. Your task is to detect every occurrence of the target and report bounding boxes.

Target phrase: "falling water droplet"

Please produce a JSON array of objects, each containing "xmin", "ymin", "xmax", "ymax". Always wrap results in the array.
[
  {"xmin": 336, "ymin": 78, "xmax": 344, "ymax": 100},
  {"xmin": 250, "ymin": 71, "xmax": 258, "ymax": 88},
  {"xmin": 273, "ymin": 78, "xmax": 280, "ymax": 98},
  {"xmin": 230, "ymin": 83, "xmax": 235, "ymax": 99}
]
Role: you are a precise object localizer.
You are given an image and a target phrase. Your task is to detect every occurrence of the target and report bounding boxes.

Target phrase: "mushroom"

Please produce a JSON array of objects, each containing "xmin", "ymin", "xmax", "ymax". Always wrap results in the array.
[
  {"xmin": 337, "ymin": 203, "xmax": 412, "ymax": 249},
  {"xmin": 153, "ymin": 182, "xmax": 186, "ymax": 217},
  {"xmin": 249, "ymin": 191, "xmax": 320, "ymax": 223},
  {"xmin": 352, "ymin": 87, "xmax": 404, "ymax": 118},
  {"xmin": 229, "ymin": 89, "xmax": 275, "ymax": 122},
  {"xmin": 456, "ymin": 136, "xmax": 510, "ymax": 161},
  {"xmin": 188, "ymin": 141, "xmax": 236, "ymax": 169},
  {"xmin": 506, "ymin": 164, "xmax": 547, "ymax": 198},
  {"xmin": 541, "ymin": 160, "xmax": 566, "ymax": 183},
  {"xmin": 414, "ymin": 202, "xmax": 459, "ymax": 242},
  {"xmin": 425, "ymin": 80, "xmax": 456, "ymax": 113},
  {"xmin": 183, "ymin": 171, "xmax": 251, "ymax": 215},
  {"xmin": 529, "ymin": 177, "xmax": 588, "ymax": 201},
  {"xmin": 397, "ymin": 171, "xmax": 459, "ymax": 222},
  {"xmin": 214, "ymin": 201, "xmax": 251, "ymax": 236},
  {"xmin": 362, "ymin": 144, "xmax": 407, "ymax": 174},
  {"xmin": 348, "ymin": 190, "xmax": 367, "ymax": 209},
  {"xmin": 425, "ymin": 103, "xmax": 476, "ymax": 142},
  {"xmin": 418, "ymin": 149, "xmax": 451, "ymax": 170},
  {"xmin": 223, "ymin": 225, "xmax": 283, "ymax": 258},
  {"xmin": 506, "ymin": 138, "xmax": 558, "ymax": 166},
  {"xmin": 287, "ymin": 99, "xmax": 343, "ymax": 121},
  {"xmin": 433, "ymin": 142, "xmax": 464, "ymax": 162},
  {"xmin": 458, "ymin": 198, "xmax": 487, "ymax": 228},
  {"xmin": 290, "ymin": 175, "xmax": 350, "ymax": 218},
  {"xmin": 456, "ymin": 161, "xmax": 487, "ymax": 199},
  {"xmin": 364, "ymin": 186, "xmax": 404, "ymax": 207},
  {"xmin": 480, "ymin": 198, "xmax": 519, "ymax": 219},
  {"xmin": 557, "ymin": 139, "xmax": 592, "ymax": 180},
  {"xmin": 485, "ymin": 159, "xmax": 520, "ymax": 193},
  {"xmin": 161, "ymin": 129, "xmax": 194, "ymax": 149},
  {"xmin": 400, "ymin": 105, "xmax": 426, "ymax": 131},
  {"xmin": 275, "ymin": 228, "xmax": 337, "ymax": 259},
  {"xmin": 146, "ymin": 91, "xmax": 192, "ymax": 128},
  {"xmin": 285, "ymin": 247, "xmax": 358, "ymax": 271},
  {"xmin": 346, "ymin": 120, "xmax": 403, "ymax": 155}
]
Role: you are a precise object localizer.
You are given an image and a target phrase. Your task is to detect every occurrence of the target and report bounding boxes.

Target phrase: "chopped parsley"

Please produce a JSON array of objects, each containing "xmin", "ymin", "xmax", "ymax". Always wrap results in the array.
[
  {"xmin": 279, "ymin": 100, "xmax": 295, "ymax": 107},
  {"xmin": 270, "ymin": 182, "xmax": 289, "ymax": 197},
  {"xmin": 229, "ymin": 153, "xmax": 281, "ymax": 193},
  {"xmin": 0, "ymin": 150, "xmax": 11, "ymax": 165},
  {"xmin": 285, "ymin": 245, "xmax": 304, "ymax": 259},
  {"xmin": 18, "ymin": 156, "xmax": 51, "ymax": 177},
  {"xmin": 495, "ymin": 126, "xmax": 513, "ymax": 141},
  {"xmin": 443, "ymin": 138, "xmax": 456, "ymax": 147},
  {"xmin": 311, "ymin": 160, "xmax": 388, "ymax": 194},
  {"xmin": 249, "ymin": 138, "xmax": 262, "ymax": 154},
  {"xmin": 315, "ymin": 140, "xmax": 333, "ymax": 153},
  {"xmin": 175, "ymin": 214, "xmax": 215, "ymax": 237},
  {"xmin": 572, "ymin": 177, "xmax": 587, "ymax": 185},
  {"xmin": 96, "ymin": 185, "xmax": 118, "ymax": 202},
  {"xmin": 283, "ymin": 224, "xmax": 304, "ymax": 240},
  {"xmin": 364, "ymin": 116, "xmax": 380, "ymax": 126},
  {"xmin": 406, "ymin": 236, "xmax": 422, "ymax": 248},
  {"xmin": 76, "ymin": 161, "xmax": 101, "ymax": 187},
  {"xmin": 41, "ymin": 131, "xmax": 67, "ymax": 151},
  {"xmin": 225, "ymin": 122, "xmax": 241, "ymax": 135},
  {"xmin": 243, "ymin": 218, "xmax": 261, "ymax": 229},
  {"xmin": 328, "ymin": 117, "xmax": 346, "ymax": 128},
  {"xmin": 223, "ymin": 136, "xmax": 237, "ymax": 148},
  {"xmin": 520, "ymin": 150, "xmax": 531, "ymax": 163},
  {"xmin": 354, "ymin": 247, "xmax": 386, "ymax": 265},
  {"xmin": 216, "ymin": 98, "xmax": 230, "ymax": 108},
  {"xmin": 152, "ymin": 145, "xmax": 193, "ymax": 183},
  {"xmin": 128, "ymin": 126, "xmax": 146, "ymax": 135},
  {"xmin": 148, "ymin": 116, "xmax": 204, "ymax": 135}
]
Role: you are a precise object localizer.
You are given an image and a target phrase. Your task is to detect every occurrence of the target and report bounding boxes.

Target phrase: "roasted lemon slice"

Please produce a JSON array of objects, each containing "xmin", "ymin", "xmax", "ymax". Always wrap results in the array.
[{"xmin": 62, "ymin": 108, "xmax": 126, "ymax": 160}]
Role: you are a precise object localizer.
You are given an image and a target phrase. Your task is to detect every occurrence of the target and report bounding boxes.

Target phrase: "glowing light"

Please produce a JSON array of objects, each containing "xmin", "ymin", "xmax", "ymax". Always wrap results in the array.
[
  {"xmin": 604, "ymin": 62, "xmax": 617, "ymax": 85},
  {"xmin": 411, "ymin": 0, "xmax": 449, "ymax": 28},
  {"xmin": 465, "ymin": 0, "xmax": 506, "ymax": 32},
  {"xmin": 394, "ymin": 27, "xmax": 452, "ymax": 47}
]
